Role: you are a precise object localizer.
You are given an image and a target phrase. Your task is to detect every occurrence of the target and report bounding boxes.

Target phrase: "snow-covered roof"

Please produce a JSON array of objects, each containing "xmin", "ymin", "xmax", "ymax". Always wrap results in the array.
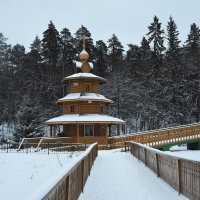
[
  {"xmin": 63, "ymin": 73, "xmax": 106, "ymax": 82},
  {"xmin": 46, "ymin": 114, "xmax": 125, "ymax": 124},
  {"xmin": 57, "ymin": 93, "xmax": 113, "ymax": 103},
  {"xmin": 75, "ymin": 61, "xmax": 94, "ymax": 69},
  {"xmin": 75, "ymin": 61, "xmax": 82, "ymax": 68},
  {"xmin": 80, "ymin": 49, "xmax": 88, "ymax": 55}
]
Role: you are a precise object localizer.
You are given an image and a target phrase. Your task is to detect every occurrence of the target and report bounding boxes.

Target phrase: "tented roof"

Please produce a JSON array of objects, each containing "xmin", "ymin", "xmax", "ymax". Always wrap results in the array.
[
  {"xmin": 46, "ymin": 114, "xmax": 125, "ymax": 125},
  {"xmin": 63, "ymin": 73, "xmax": 106, "ymax": 83},
  {"xmin": 57, "ymin": 93, "xmax": 112, "ymax": 103}
]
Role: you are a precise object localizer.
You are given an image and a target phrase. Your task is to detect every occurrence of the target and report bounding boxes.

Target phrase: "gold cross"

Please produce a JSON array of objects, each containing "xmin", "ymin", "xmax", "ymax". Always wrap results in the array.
[{"xmin": 80, "ymin": 35, "xmax": 90, "ymax": 49}]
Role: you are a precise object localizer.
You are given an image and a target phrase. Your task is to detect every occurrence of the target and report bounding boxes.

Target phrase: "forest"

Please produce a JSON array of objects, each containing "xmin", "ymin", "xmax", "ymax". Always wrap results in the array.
[{"xmin": 1, "ymin": 15, "xmax": 200, "ymax": 139}]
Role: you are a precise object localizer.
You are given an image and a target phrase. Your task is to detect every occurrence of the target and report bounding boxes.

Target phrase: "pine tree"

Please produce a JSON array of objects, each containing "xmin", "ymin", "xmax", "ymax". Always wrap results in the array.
[
  {"xmin": 147, "ymin": 16, "xmax": 165, "ymax": 77},
  {"xmin": 140, "ymin": 37, "xmax": 152, "ymax": 79},
  {"xmin": 30, "ymin": 35, "xmax": 42, "ymax": 53},
  {"xmin": 10, "ymin": 44, "xmax": 25, "ymax": 71},
  {"xmin": 60, "ymin": 28, "xmax": 76, "ymax": 76},
  {"xmin": 184, "ymin": 23, "xmax": 200, "ymax": 122},
  {"xmin": 166, "ymin": 17, "xmax": 181, "ymax": 58},
  {"xmin": 13, "ymin": 95, "xmax": 44, "ymax": 142},
  {"xmin": 163, "ymin": 16, "xmax": 184, "ymax": 126},
  {"xmin": 93, "ymin": 40, "xmax": 108, "ymax": 76},
  {"xmin": 10, "ymin": 44, "xmax": 26, "ymax": 108},
  {"xmin": 186, "ymin": 23, "xmax": 200, "ymax": 51},
  {"xmin": 107, "ymin": 34, "xmax": 124, "ymax": 72},
  {"xmin": 126, "ymin": 44, "xmax": 141, "ymax": 78},
  {"xmin": 42, "ymin": 21, "xmax": 61, "ymax": 66},
  {"xmin": 29, "ymin": 36, "xmax": 43, "ymax": 66},
  {"xmin": 41, "ymin": 21, "xmax": 62, "ymax": 107},
  {"xmin": 0, "ymin": 33, "xmax": 13, "ymax": 125},
  {"xmin": 165, "ymin": 16, "xmax": 182, "ymax": 81}
]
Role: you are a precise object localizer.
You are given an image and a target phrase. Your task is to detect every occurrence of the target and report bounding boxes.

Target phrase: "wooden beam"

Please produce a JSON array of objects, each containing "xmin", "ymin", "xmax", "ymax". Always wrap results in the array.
[
  {"xmin": 50, "ymin": 125, "xmax": 53, "ymax": 137},
  {"xmin": 77, "ymin": 124, "xmax": 80, "ymax": 143},
  {"xmin": 105, "ymin": 125, "xmax": 108, "ymax": 145},
  {"xmin": 155, "ymin": 153, "xmax": 160, "ymax": 177},
  {"xmin": 178, "ymin": 159, "xmax": 182, "ymax": 194},
  {"xmin": 108, "ymin": 125, "xmax": 111, "ymax": 137},
  {"xmin": 53, "ymin": 125, "xmax": 56, "ymax": 137},
  {"xmin": 117, "ymin": 124, "xmax": 120, "ymax": 136}
]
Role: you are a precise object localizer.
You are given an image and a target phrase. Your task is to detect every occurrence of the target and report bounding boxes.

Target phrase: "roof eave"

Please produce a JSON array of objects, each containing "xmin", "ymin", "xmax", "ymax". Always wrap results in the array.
[
  {"xmin": 62, "ymin": 77, "xmax": 107, "ymax": 84},
  {"xmin": 46, "ymin": 121, "xmax": 125, "ymax": 125},
  {"xmin": 56, "ymin": 99, "xmax": 113, "ymax": 104}
]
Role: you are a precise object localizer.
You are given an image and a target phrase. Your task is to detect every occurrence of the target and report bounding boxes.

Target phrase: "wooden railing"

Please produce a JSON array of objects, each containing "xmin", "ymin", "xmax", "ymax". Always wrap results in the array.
[
  {"xmin": 41, "ymin": 143, "xmax": 98, "ymax": 200},
  {"xmin": 19, "ymin": 122, "xmax": 200, "ymax": 149},
  {"xmin": 79, "ymin": 136, "xmax": 107, "ymax": 145},
  {"xmin": 108, "ymin": 122, "xmax": 200, "ymax": 147},
  {"xmin": 127, "ymin": 141, "xmax": 200, "ymax": 200},
  {"xmin": 18, "ymin": 137, "xmax": 75, "ymax": 150}
]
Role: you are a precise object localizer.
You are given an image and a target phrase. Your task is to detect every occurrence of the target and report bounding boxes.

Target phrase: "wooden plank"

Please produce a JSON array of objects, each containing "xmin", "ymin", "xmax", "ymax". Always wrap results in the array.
[
  {"xmin": 155, "ymin": 153, "xmax": 160, "ymax": 177},
  {"xmin": 77, "ymin": 125, "xmax": 80, "ymax": 143},
  {"xmin": 178, "ymin": 159, "xmax": 182, "ymax": 194}
]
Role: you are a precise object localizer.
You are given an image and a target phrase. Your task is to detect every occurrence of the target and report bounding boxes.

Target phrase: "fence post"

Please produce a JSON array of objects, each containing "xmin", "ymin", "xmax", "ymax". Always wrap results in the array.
[
  {"xmin": 178, "ymin": 159, "xmax": 182, "ymax": 195},
  {"xmin": 155, "ymin": 153, "xmax": 160, "ymax": 177},
  {"xmin": 26, "ymin": 143, "xmax": 28, "ymax": 154},
  {"xmin": 144, "ymin": 148, "xmax": 147, "ymax": 166},
  {"xmin": 64, "ymin": 175, "xmax": 69, "ymax": 200},
  {"xmin": 81, "ymin": 159, "xmax": 85, "ymax": 192},
  {"xmin": 137, "ymin": 146, "xmax": 140, "ymax": 160},
  {"xmin": 7, "ymin": 143, "xmax": 8, "ymax": 153},
  {"xmin": 125, "ymin": 142, "xmax": 127, "ymax": 152},
  {"xmin": 131, "ymin": 143, "xmax": 134, "ymax": 155},
  {"xmin": 48, "ymin": 143, "xmax": 49, "ymax": 155}
]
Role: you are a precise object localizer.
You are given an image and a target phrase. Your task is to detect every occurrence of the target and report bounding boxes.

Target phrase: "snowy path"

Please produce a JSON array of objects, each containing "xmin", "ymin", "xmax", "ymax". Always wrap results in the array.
[{"xmin": 79, "ymin": 149, "xmax": 187, "ymax": 200}]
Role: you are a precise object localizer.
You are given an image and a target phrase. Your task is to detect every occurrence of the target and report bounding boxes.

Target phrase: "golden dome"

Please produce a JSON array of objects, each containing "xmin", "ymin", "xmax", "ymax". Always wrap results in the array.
[{"xmin": 79, "ymin": 49, "xmax": 89, "ymax": 60}]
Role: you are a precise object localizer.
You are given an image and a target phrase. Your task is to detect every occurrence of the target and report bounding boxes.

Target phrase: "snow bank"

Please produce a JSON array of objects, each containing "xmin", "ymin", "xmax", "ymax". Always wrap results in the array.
[
  {"xmin": 0, "ymin": 144, "xmax": 96, "ymax": 200},
  {"xmin": 165, "ymin": 150, "xmax": 200, "ymax": 162}
]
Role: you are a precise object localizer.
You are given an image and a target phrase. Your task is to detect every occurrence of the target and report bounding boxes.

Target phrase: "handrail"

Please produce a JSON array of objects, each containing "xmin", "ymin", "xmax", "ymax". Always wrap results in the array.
[
  {"xmin": 127, "ymin": 141, "xmax": 200, "ymax": 200},
  {"xmin": 108, "ymin": 122, "xmax": 200, "ymax": 148},
  {"xmin": 28, "ymin": 143, "xmax": 98, "ymax": 200}
]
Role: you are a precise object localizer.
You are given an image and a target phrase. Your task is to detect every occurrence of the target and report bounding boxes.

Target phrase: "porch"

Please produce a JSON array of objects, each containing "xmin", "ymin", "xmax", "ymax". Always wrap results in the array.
[{"xmin": 49, "ymin": 123, "xmax": 125, "ymax": 145}]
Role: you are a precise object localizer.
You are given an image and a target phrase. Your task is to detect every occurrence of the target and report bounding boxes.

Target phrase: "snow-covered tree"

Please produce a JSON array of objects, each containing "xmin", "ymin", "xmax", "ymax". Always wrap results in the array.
[
  {"xmin": 107, "ymin": 34, "xmax": 124, "ymax": 71},
  {"xmin": 42, "ymin": 21, "xmax": 61, "ymax": 66},
  {"xmin": 93, "ymin": 40, "xmax": 108, "ymax": 76},
  {"xmin": 147, "ymin": 16, "xmax": 165, "ymax": 78},
  {"xmin": 185, "ymin": 23, "xmax": 200, "ymax": 51},
  {"xmin": 13, "ymin": 95, "xmax": 44, "ymax": 141},
  {"xmin": 60, "ymin": 28, "xmax": 76, "ymax": 76}
]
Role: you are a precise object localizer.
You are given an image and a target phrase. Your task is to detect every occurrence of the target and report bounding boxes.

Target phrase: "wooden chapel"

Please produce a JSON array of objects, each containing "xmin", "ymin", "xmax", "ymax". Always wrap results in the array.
[{"xmin": 46, "ymin": 36, "xmax": 125, "ymax": 145}]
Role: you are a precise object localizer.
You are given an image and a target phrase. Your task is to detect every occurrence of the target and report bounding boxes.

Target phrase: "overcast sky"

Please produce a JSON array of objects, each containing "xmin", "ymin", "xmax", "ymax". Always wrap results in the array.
[{"xmin": 1, "ymin": 0, "xmax": 200, "ymax": 51}]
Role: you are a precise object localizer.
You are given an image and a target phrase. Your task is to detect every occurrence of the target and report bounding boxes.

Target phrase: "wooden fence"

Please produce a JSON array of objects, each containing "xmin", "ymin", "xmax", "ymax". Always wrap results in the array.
[
  {"xmin": 127, "ymin": 141, "xmax": 200, "ymax": 200},
  {"xmin": 41, "ymin": 143, "xmax": 98, "ymax": 200},
  {"xmin": 108, "ymin": 122, "xmax": 200, "ymax": 148}
]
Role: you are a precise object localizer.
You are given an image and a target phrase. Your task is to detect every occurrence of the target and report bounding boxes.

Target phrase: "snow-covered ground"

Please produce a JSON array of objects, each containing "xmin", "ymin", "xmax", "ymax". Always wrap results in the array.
[
  {"xmin": 79, "ymin": 149, "xmax": 187, "ymax": 200},
  {"xmin": 165, "ymin": 149, "xmax": 200, "ymax": 162},
  {"xmin": 1, "ymin": 148, "xmax": 196, "ymax": 200},
  {"xmin": 0, "ymin": 151, "xmax": 82, "ymax": 200}
]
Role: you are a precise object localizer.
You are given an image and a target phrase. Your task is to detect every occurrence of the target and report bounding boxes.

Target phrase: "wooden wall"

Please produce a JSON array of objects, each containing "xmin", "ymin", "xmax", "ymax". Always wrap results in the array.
[
  {"xmin": 63, "ymin": 124, "xmax": 107, "ymax": 137},
  {"xmin": 63, "ymin": 102, "xmax": 108, "ymax": 114},
  {"xmin": 68, "ymin": 79, "xmax": 100, "ymax": 93}
]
